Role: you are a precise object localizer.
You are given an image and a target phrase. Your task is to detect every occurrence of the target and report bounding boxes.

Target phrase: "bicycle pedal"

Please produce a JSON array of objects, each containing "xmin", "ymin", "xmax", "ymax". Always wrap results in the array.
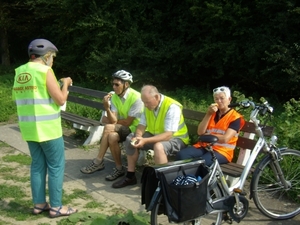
[
  {"xmin": 233, "ymin": 188, "xmax": 247, "ymax": 196},
  {"xmin": 222, "ymin": 212, "xmax": 233, "ymax": 224}
]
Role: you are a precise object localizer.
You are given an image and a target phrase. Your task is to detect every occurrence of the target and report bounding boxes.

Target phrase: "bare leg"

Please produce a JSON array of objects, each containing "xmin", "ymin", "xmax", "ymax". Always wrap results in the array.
[
  {"xmin": 95, "ymin": 124, "xmax": 115, "ymax": 160},
  {"xmin": 127, "ymin": 148, "xmax": 139, "ymax": 172},
  {"xmin": 153, "ymin": 142, "xmax": 168, "ymax": 164},
  {"xmin": 108, "ymin": 132, "xmax": 122, "ymax": 167}
]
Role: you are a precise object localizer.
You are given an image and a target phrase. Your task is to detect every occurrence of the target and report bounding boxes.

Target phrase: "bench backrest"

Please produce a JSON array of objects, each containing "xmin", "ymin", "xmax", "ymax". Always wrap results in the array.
[
  {"xmin": 67, "ymin": 86, "xmax": 107, "ymax": 110},
  {"xmin": 66, "ymin": 86, "xmax": 275, "ymax": 152},
  {"xmin": 182, "ymin": 109, "xmax": 275, "ymax": 152}
]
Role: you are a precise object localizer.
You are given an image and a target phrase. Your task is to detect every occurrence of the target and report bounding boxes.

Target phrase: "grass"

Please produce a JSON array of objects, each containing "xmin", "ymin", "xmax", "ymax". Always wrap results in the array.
[
  {"xmin": 0, "ymin": 142, "xmax": 150, "ymax": 224},
  {"xmin": 3, "ymin": 154, "xmax": 32, "ymax": 165}
]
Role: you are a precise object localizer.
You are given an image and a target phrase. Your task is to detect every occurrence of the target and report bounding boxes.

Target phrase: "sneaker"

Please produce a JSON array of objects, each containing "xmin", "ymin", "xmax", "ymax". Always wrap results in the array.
[
  {"xmin": 105, "ymin": 167, "xmax": 126, "ymax": 181},
  {"xmin": 80, "ymin": 159, "xmax": 105, "ymax": 174}
]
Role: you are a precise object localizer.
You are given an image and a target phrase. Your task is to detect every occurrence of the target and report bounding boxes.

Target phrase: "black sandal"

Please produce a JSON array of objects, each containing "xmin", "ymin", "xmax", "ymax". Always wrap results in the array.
[{"xmin": 32, "ymin": 202, "xmax": 50, "ymax": 215}]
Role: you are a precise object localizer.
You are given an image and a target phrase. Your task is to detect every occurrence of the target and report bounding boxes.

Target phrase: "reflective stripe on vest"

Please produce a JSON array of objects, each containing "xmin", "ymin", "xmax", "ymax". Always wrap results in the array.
[
  {"xmin": 15, "ymin": 98, "xmax": 55, "ymax": 105},
  {"xmin": 145, "ymin": 96, "xmax": 189, "ymax": 144},
  {"xmin": 13, "ymin": 62, "xmax": 62, "ymax": 142},
  {"xmin": 18, "ymin": 112, "xmax": 60, "ymax": 122}
]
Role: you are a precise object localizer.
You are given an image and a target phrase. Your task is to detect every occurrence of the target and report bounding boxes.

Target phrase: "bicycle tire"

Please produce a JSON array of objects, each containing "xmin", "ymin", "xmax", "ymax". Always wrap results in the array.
[
  {"xmin": 150, "ymin": 184, "xmax": 223, "ymax": 225},
  {"xmin": 251, "ymin": 148, "xmax": 300, "ymax": 219}
]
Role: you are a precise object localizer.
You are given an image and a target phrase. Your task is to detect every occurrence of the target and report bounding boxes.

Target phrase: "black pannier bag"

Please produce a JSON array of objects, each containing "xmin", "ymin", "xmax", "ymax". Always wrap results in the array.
[
  {"xmin": 141, "ymin": 166, "xmax": 159, "ymax": 209},
  {"xmin": 141, "ymin": 160, "xmax": 209, "ymax": 223},
  {"xmin": 158, "ymin": 163, "xmax": 209, "ymax": 223}
]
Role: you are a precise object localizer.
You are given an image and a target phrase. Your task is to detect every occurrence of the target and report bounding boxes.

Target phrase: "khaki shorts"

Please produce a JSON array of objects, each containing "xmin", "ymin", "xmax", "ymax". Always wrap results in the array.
[
  {"xmin": 114, "ymin": 124, "xmax": 131, "ymax": 142},
  {"xmin": 124, "ymin": 131, "xmax": 187, "ymax": 156}
]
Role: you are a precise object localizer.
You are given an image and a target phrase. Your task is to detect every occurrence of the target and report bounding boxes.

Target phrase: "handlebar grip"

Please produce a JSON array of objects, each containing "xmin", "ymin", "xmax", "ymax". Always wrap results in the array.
[{"xmin": 260, "ymin": 107, "xmax": 268, "ymax": 115}]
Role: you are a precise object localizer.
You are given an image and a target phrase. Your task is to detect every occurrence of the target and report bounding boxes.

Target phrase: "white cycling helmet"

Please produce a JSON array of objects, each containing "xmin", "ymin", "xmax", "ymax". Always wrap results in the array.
[
  {"xmin": 112, "ymin": 70, "xmax": 133, "ymax": 83},
  {"xmin": 28, "ymin": 39, "xmax": 58, "ymax": 57}
]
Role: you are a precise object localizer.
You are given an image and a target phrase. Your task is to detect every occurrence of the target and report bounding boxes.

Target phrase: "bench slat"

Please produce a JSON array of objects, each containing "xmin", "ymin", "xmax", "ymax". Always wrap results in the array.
[
  {"xmin": 67, "ymin": 96, "xmax": 105, "ymax": 111},
  {"xmin": 220, "ymin": 163, "xmax": 255, "ymax": 177},
  {"xmin": 236, "ymin": 136, "xmax": 257, "ymax": 150},
  {"xmin": 61, "ymin": 111, "xmax": 101, "ymax": 126},
  {"xmin": 182, "ymin": 109, "xmax": 206, "ymax": 121},
  {"xmin": 241, "ymin": 121, "xmax": 274, "ymax": 137},
  {"xmin": 220, "ymin": 164, "xmax": 243, "ymax": 177},
  {"xmin": 69, "ymin": 86, "xmax": 107, "ymax": 99},
  {"xmin": 186, "ymin": 124, "xmax": 198, "ymax": 136}
]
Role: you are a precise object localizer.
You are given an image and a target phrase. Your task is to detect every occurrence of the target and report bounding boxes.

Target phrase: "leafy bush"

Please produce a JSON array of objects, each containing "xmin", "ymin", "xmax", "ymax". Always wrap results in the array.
[
  {"xmin": 273, "ymin": 98, "xmax": 300, "ymax": 150},
  {"xmin": 0, "ymin": 73, "xmax": 17, "ymax": 123}
]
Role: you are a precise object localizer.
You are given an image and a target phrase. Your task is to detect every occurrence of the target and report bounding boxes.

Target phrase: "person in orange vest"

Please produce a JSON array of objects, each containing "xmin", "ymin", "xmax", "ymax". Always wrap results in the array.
[
  {"xmin": 176, "ymin": 86, "xmax": 245, "ymax": 166},
  {"xmin": 12, "ymin": 39, "xmax": 77, "ymax": 218}
]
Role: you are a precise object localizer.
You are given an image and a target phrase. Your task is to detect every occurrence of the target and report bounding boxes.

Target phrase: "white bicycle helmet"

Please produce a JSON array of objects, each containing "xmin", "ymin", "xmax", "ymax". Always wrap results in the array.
[
  {"xmin": 112, "ymin": 70, "xmax": 133, "ymax": 83},
  {"xmin": 28, "ymin": 39, "xmax": 58, "ymax": 57}
]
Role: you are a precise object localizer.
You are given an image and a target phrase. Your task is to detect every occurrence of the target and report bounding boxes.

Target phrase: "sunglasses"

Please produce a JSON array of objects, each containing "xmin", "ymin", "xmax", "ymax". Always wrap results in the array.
[
  {"xmin": 112, "ymin": 83, "xmax": 120, "ymax": 87},
  {"xmin": 213, "ymin": 87, "xmax": 226, "ymax": 92}
]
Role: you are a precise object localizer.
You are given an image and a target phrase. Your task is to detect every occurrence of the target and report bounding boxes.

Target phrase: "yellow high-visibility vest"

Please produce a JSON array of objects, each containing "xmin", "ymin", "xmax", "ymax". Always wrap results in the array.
[
  {"xmin": 111, "ymin": 88, "xmax": 142, "ymax": 132},
  {"xmin": 13, "ymin": 62, "xmax": 62, "ymax": 142},
  {"xmin": 145, "ymin": 96, "xmax": 189, "ymax": 144}
]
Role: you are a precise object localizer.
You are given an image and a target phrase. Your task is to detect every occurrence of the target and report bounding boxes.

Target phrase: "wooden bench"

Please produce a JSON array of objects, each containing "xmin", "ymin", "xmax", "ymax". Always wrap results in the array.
[
  {"xmin": 61, "ymin": 85, "xmax": 108, "ymax": 145},
  {"xmin": 61, "ymin": 85, "xmax": 275, "ymax": 180},
  {"xmin": 182, "ymin": 108, "xmax": 275, "ymax": 179}
]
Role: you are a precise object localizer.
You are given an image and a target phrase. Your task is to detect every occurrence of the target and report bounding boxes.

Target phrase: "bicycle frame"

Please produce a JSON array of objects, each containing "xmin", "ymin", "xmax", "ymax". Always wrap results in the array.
[
  {"xmin": 149, "ymin": 100, "xmax": 298, "ymax": 224},
  {"xmin": 206, "ymin": 100, "xmax": 291, "ymax": 217}
]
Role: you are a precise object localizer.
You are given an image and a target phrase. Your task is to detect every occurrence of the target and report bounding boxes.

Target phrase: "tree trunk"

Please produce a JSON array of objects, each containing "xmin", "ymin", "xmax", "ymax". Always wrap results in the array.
[{"xmin": 1, "ymin": 27, "xmax": 10, "ymax": 66}]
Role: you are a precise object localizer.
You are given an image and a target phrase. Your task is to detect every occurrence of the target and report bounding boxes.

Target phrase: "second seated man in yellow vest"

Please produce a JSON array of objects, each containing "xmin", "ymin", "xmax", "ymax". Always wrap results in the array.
[
  {"xmin": 112, "ymin": 85, "xmax": 190, "ymax": 188},
  {"xmin": 80, "ymin": 70, "xmax": 144, "ymax": 181}
]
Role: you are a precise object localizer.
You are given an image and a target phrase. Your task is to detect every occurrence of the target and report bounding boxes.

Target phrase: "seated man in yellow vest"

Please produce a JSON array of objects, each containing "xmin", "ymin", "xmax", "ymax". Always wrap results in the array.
[
  {"xmin": 112, "ymin": 85, "xmax": 190, "ymax": 188},
  {"xmin": 80, "ymin": 70, "xmax": 144, "ymax": 181},
  {"xmin": 176, "ymin": 86, "xmax": 245, "ymax": 166}
]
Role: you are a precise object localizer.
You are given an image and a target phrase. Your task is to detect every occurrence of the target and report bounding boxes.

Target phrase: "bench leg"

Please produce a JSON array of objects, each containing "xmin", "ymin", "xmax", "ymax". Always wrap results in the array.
[
  {"xmin": 83, "ymin": 125, "xmax": 104, "ymax": 146},
  {"xmin": 73, "ymin": 123, "xmax": 104, "ymax": 146}
]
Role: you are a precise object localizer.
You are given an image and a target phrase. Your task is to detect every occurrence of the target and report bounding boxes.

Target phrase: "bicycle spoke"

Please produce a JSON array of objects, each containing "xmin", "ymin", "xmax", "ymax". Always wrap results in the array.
[{"xmin": 251, "ymin": 149, "xmax": 300, "ymax": 219}]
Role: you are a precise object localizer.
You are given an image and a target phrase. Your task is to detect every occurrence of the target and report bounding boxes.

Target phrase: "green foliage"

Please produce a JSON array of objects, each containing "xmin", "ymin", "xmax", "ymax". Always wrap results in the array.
[
  {"xmin": 2, "ymin": 0, "xmax": 299, "ymax": 101},
  {"xmin": 84, "ymin": 200, "xmax": 105, "ymax": 209},
  {"xmin": 2, "ymin": 154, "xmax": 32, "ymax": 165},
  {"xmin": 166, "ymin": 85, "xmax": 211, "ymax": 111},
  {"xmin": 273, "ymin": 98, "xmax": 300, "ymax": 149},
  {"xmin": 0, "ymin": 184, "xmax": 27, "ymax": 199},
  {"xmin": 0, "ymin": 73, "xmax": 17, "ymax": 123},
  {"xmin": 66, "ymin": 102, "xmax": 100, "ymax": 121}
]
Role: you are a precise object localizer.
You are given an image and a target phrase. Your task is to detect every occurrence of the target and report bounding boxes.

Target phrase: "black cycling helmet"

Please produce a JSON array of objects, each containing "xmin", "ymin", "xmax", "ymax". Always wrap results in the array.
[
  {"xmin": 112, "ymin": 70, "xmax": 133, "ymax": 83},
  {"xmin": 28, "ymin": 39, "xmax": 58, "ymax": 57}
]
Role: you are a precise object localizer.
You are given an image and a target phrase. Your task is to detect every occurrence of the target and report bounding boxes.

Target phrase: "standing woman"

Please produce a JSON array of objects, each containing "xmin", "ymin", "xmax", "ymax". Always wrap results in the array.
[{"xmin": 12, "ymin": 39, "xmax": 77, "ymax": 218}]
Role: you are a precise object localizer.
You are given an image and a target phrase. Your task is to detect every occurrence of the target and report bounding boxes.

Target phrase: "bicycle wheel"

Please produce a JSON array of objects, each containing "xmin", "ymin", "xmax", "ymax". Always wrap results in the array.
[
  {"xmin": 150, "ymin": 184, "xmax": 223, "ymax": 225},
  {"xmin": 251, "ymin": 148, "xmax": 300, "ymax": 219}
]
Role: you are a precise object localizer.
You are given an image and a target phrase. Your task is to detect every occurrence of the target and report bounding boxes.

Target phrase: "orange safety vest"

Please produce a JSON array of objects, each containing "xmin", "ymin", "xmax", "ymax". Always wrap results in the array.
[{"xmin": 193, "ymin": 110, "xmax": 245, "ymax": 162}]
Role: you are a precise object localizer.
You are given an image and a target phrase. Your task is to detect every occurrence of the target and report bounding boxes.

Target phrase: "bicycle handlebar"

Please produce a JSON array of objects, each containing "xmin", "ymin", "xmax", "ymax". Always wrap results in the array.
[{"xmin": 229, "ymin": 100, "xmax": 273, "ymax": 115}]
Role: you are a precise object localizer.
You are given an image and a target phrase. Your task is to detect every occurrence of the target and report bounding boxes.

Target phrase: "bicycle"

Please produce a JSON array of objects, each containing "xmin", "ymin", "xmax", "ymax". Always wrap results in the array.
[{"xmin": 147, "ymin": 100, "xmax": 300, "ymax": 225}]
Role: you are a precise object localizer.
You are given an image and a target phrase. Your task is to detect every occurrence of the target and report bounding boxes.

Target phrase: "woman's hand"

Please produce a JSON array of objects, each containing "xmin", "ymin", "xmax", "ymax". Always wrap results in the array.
[
  {"xmin": 207, "ymin": 103, "xmax": 218, "ymax": 115},
  {"xmin": 60, "ymin": 77, "xmax": 72, "ymax": 87}
]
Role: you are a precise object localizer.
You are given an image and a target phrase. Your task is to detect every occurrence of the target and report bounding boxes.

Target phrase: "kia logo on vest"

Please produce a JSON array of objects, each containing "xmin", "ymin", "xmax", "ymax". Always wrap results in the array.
[{"xmin": 16, "ymin": 73, "xmax": 32, "ymax": 84}]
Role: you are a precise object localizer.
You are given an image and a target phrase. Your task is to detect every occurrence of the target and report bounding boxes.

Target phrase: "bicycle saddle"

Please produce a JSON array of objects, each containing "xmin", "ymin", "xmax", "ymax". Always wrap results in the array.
[{"xmin": 198, "ymin": 134, "xmax": 218, "ymax": 144}]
